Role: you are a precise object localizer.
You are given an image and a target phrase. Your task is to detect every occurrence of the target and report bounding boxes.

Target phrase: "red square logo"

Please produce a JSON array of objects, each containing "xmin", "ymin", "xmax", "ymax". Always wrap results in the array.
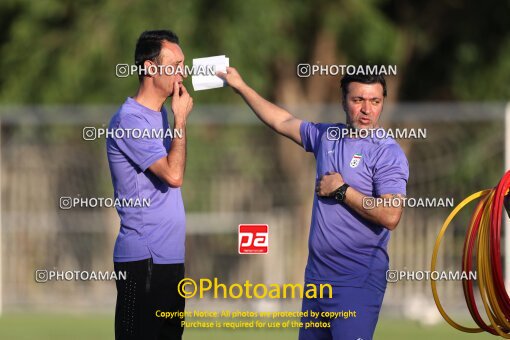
[{"xmin": 238, "ymin": 224, "xmax": 269, "ymax": 254}]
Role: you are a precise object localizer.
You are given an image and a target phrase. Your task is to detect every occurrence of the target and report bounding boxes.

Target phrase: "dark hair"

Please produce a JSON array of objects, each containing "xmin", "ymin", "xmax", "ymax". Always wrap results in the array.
[
  {"xmin": 340, "ymin": 74, "xmax": 387, "ymax": 106},
  {"xmin": 134, "ymin": 30, "xmax": 179, "ymax": 81}
]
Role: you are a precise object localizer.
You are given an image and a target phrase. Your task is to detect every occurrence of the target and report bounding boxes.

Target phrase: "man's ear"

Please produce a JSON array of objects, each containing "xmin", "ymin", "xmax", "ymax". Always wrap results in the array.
[{"xmin": 143, "ymin": 60, "xmax": 156, "ymax": 78}]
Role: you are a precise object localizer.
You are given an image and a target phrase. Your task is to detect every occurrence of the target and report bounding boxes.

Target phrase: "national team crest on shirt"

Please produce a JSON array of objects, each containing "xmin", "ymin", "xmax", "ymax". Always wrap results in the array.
[{"xmin": 350, "ymin": 153, "xmax": 362, "ymax": 168}]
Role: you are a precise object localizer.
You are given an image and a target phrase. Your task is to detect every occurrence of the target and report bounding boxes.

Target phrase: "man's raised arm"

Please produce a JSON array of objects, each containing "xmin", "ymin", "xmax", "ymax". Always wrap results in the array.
[
  {"xmin": 217, "ymin": 67, "xmax": 302, "ymax": 145},
  {"xmin": 149, "ymin": 82, "xmax": 193, "ymax": 187}
]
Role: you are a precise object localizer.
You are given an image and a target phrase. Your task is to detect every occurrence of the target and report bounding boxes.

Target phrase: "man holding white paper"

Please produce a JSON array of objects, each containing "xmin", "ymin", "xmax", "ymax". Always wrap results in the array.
[{"xmin": 218, "ymin": 67, "xmax": 408, "ymax": 340}]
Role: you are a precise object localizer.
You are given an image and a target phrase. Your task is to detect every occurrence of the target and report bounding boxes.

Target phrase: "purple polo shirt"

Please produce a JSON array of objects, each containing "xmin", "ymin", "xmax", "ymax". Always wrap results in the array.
[
  {"xmin": 300, "ymin": 121, "xmax": 409, "ymax": 291},
  {"xmin": 106, "ymin": 97, "xmax": 185, "ymax": 264}
]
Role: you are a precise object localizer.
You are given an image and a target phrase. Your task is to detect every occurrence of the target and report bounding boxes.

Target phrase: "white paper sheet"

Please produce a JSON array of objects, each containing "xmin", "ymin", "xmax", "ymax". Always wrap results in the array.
[{"xmin": 192, "ymin": 55, "xmax": 230, "ymax": 91}]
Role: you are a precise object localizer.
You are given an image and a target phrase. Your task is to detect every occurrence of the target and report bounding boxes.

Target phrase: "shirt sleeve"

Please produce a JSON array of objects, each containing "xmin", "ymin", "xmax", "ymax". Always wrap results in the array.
[
  {"xmin": 300, "ymin": 120, "xmax": 321, "ymax": 154},
  {"xmin": 113, "ymin": 114, "xmax": 168, "ymax": 172},
  {"xmin": 373, "ymin": 143, "xmax": 409, "ymax": 196}
]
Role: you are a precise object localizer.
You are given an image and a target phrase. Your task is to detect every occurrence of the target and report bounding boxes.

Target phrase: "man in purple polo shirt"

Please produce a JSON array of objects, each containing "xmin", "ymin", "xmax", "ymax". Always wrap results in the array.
[
  {"xmin": 107, "ymin": 30, "xmax": 193, "ymax": 339},
  {"xmin": 218, "ymin": 68, "xmax": 408, "ymax": 340}
]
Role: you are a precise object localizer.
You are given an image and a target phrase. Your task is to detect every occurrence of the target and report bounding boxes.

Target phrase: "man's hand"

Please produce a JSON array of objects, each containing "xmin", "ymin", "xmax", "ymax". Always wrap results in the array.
[
  {"xmin": 316, "ymin": 171, "xmax": 345, "ymax": 197},
  {"xmin": 147, "ymin": 81, "xmax": 192, "ymax": 188},
  {"xmin": 171, "ymin": 82, "xmax": 193, "ymax": 123},
  {"xmin": 216, "ymin": 67, "xmax": 247, "ymax": 92},
  {"xmin": 315, "ymin": 171, "xmax": 404, "ymax": 229}
]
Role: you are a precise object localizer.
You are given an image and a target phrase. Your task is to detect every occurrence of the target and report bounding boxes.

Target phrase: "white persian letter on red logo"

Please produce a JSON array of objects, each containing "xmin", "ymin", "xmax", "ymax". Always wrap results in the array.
[{"xmin": 238, "ymin": 224, "xmax": 269, "ymax": 254}]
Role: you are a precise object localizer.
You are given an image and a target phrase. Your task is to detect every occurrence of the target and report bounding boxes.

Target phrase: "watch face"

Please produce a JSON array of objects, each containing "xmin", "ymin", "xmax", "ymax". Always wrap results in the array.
[
  {"xmin": 335, "ymin": 191, "xmax": 344, "ymax": 202},
  {"xmin": 335, "ymin": 184, "xmax": 348, "ymax": 203}
]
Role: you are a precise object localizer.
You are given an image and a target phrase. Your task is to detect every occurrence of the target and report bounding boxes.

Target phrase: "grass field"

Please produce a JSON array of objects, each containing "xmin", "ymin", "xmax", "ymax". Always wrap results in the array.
[{"xmin": 0, "ymin": 314, "xmax": 497, "ymax": 339}]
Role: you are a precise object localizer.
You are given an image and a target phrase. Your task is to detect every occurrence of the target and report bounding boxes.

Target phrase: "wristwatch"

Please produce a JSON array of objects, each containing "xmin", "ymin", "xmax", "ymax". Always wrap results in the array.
[{"xmin": 334, "ymin": 183, "xmax": 350, "ymax": 203}]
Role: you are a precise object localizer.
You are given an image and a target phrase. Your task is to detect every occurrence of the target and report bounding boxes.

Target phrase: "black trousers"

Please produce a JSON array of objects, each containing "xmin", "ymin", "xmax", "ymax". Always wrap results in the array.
[{"xmin": 114, "ymin": 259, "xmax": 185, "ymax": 340}]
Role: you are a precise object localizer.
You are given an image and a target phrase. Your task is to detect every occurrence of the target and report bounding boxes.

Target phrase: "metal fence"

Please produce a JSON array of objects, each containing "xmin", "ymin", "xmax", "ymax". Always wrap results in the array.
[{"xmin": 0, "ymin": 103, "xmax": 506, "ymax": 323}]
